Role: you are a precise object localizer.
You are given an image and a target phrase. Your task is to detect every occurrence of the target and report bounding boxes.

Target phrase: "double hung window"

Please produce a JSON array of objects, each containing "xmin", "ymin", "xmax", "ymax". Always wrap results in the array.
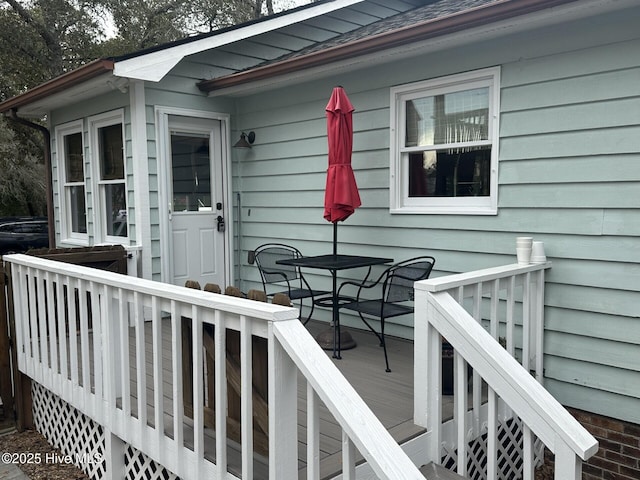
[
  {"xmin": 56, "ymin": 120, "xmax": 88, "ymax": 243},
  {"xmin": 390, "ymin": 67, "xmax": 500, "ymax": 214},
  {"xmin": 90, "ymin": 110, "xmax": 128, "ymax": 241}
]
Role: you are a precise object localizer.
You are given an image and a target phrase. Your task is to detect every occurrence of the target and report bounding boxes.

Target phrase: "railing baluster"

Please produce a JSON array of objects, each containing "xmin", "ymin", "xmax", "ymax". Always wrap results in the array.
[
  {"xmin": 490, "ymin": 279, "xmax": 499, "ymax": 340},
  {"xmin": 522, "ymin": 272, "xmax": 531, "ymax": 372},
  {"xmin": 426, "ymin": 318, "xmax": 442, "ymax": 462},
  {"xmin": 523, "ymin": 423, "xmax": 534, "ymax": 480},
  {"xmin": 45, "ymin": 272, "xmax": 58, "ymax": 384},
  {"xmin": 534, "ymin": 270, "xmax": 545, "ymax": 383},
  {"xmin": 118, "ymin": 288, "xmax": 131, "ymax": 423},
  {"xmin": 78, "ymin": 279, "xmax": 91, "ymax": 399},
  {"xmin": 170, "ymin": 300, "xmax": 184, "ymax": 473},
  {"xmin": 36, "ymin": 273, "xmax": 48, "ymax": 377},
  {"xmin": 486, "ymin": 387, "xmax": 498, "ymax": 480},
  {"xmin": 506, "ymin": 276, "xmax": 515, "ymax": 356},
  {"xmin": 240, "ymin": 314, "xmax": 254, "ymax": 480},
  {"xmin": 212, "ymin": 309, "xmax": 226, "ymax": 478},
  {"xmin": 192, "ymin": 306, "xmax": 205, "ymax": 478},
  {"xmin": 68, "ymin": 278, "xmax": 79, "ymax": 389},
  {"xmin": 455, "ymin": 351, "xmax": 467, "ymax": 477},
  {"xmin": 55, "ymin": 274, "xmax": 68, "ymax": 397},
  {"xmin": 134, "ymin": 291, "xmax": 147, "ymax": 428},
  {"xmin": 342, "ymin": 430, "xmax": 356, "ymax": 479},
  {"xmin": 90, "ymin": 281, "xmax": 102, "ymax": 420},
  {"xmin": 102, "ymin": 285, "xmax": 115, "ymax": 427},
  {"xmin": 27, "ymin": 268, "xmax": 39, "ymax": 368},
  {"xmin": 152, "ymin": 296, "xmax": 164, "ymax": 437},
  {"xmin": 307, "ymin": 384, "xmax": 320, "ymax": 480}
]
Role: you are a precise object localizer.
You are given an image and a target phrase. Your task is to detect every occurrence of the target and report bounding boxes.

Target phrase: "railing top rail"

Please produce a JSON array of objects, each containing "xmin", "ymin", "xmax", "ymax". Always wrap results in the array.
[
  {"xmin": 425, "ymin": 290, "xmax": 598, "ymax": 460},
  {"xmin": 4, "ymin": 253, "xmax": 298, "ymax": 322},
  {"xmin": 274, "ymin": 319, "xmax": 424, "ymax": 479},
  {"xmin": 416, "ymin": 261, "xmax": 552, "ymax": 293}
]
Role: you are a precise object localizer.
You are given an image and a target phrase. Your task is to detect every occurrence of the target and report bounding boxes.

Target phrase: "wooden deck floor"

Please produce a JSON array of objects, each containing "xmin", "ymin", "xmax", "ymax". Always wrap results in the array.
[
  {"xmin": 121, "ymin": 319, "xmax": 432, "ymax": 479},
  {"xmin": 298, "ymin": 321, "xmax": 426, "ymax": 478}
]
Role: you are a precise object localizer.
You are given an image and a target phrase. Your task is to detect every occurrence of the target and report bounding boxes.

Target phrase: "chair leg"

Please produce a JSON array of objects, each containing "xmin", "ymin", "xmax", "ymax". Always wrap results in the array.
[
  {"xmin": 380, "ymin": 318, "xmax": 391, "ymax": 373},
  {"xmin": 357, "ymin": 312, "xmax": 391, "ymax": 372},
  {"xmin": 301, "ymin": 298, "xmax": 315, "ymax": 325}
]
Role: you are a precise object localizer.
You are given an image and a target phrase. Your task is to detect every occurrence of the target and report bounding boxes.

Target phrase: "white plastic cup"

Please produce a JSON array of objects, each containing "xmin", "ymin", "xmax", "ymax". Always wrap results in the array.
[
  {"xmin": 516, "ymin": 247, "xmax": 532, "ymax": 265},
  {"xmin": 530, "ymin": 241, "xmax": 547, "ymax": 263},
  {"xmin": 516, "ymin": 236, "xmax": 533, "ymax": 248}
]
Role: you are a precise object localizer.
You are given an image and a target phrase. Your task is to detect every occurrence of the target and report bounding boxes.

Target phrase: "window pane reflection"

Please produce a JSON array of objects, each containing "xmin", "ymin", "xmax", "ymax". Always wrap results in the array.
[
  {"xmin": 406, "ymin": 87, "xmax": 489, "ymax": 147},
  {"xmin": 69, "ymin": 186, "xmax": 87, "ymax": 234},
  {"xmin": 408, "ymin": 146, "xmax": 491, "ymax": 197},
  {"xmin": 105, "ymin": 183, "xmax": 127, "ymax": 237},
  {"xmin": 99, "ymin": 124, "xmax": 124, "ymax": 180}
]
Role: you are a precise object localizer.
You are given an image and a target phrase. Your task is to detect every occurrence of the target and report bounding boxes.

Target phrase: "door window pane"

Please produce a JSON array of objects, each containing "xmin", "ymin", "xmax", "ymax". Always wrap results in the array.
[{"xmin": 171, "ymin": 134, "xmax": 211, "ymax": 212}]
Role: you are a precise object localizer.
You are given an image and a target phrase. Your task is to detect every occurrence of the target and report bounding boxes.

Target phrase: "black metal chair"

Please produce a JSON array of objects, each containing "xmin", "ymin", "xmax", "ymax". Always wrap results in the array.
[
  {"xmin": 252, "ymin": 243, "xmax": 329, "ymax": 324},
  {"xmin": 337, "ymin": 256, "xmax": 436, "ymax": 372}
]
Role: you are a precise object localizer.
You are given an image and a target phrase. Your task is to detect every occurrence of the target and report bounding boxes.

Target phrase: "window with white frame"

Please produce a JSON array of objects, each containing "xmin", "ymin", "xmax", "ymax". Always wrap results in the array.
[
  {"xmin": 56, "ymin": 120, "xmax": 88, "ymax": 243},
  {"xmin": 89, "ymin": 110, "xmax": 128, "ymax": 242},
  {"xmin": 390, "ymin": 67, "xmax": 500, "ymax": 214}
]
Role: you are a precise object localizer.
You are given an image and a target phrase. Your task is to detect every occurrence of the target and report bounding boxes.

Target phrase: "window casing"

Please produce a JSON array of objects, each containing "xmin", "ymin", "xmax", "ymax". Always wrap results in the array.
[
  {"xmin": 390, "ymin": 67, "xmax": 500, "ymax": 214},
  {"xmin": 89, "ymin": 110, "xmax": 128, "ymax": 243},
  {"xmin": 56, "ymin": 120, "xmax": 88, "ymax": 243}
]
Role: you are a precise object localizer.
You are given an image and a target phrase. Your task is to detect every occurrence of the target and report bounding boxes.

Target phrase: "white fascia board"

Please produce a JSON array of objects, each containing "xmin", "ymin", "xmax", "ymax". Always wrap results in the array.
[{"xmin": 113, "ymin": 0, "xmax": 365, "ymax": 82}]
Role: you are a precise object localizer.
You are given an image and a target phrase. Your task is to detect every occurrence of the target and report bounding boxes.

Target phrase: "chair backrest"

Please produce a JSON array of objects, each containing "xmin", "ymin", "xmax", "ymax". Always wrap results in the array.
[
  {"xmin": 254, "ymin": 243, "xmax": 303, "ymax": 285},
  {"xmin": 384, "ymin": 256, "xmax": 436, "ymax": 303}
]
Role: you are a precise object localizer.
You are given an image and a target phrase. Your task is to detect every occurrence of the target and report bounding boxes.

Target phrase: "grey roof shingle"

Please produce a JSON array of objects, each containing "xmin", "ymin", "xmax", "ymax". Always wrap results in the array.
[{"xmin": 261, "ymin": 0, "xmax": 499, "ymax": 64}]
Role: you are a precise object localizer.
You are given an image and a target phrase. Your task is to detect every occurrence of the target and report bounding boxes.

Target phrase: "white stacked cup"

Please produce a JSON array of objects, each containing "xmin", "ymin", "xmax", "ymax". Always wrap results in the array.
[
  {"xmin": 516, "ymin": 236, "xmax": 533, "ymax": 265},
  {"xmin": 530, "ymin": 241, "xmax": 547, "ymax": 263}
]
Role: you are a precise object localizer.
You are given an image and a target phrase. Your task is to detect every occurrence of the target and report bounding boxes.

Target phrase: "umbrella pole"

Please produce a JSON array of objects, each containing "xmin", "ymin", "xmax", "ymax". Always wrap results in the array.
[{"xmin": 333, "ymin": 222, "xmax": 338, "ymax": 256}]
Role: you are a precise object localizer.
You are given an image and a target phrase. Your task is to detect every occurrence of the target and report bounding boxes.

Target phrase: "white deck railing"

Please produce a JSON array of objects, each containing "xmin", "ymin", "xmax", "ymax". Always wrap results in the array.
[
  {"xmin": 414, "ymin": 263, "xmax": 598, "ymax": 480},
  {"xmin": 6, "ymin": 253, "xmax": 424, "ymax": 480}
]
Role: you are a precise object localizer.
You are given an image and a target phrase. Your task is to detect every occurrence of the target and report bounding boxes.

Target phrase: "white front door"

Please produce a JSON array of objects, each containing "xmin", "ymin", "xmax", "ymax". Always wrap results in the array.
[{"xmin": 168, "ymin": 116, "xmax": 226, "ymax": 288}]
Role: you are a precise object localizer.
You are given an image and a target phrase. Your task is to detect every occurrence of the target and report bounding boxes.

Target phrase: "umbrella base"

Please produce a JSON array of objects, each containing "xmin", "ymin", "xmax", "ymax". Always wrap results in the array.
[{"xmin": 315, "ymin": 327, "xmax": 357, "ymax": 351}]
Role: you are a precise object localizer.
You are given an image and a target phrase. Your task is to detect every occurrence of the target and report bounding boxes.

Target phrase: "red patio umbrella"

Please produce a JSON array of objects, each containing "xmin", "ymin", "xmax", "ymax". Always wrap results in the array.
[{"xmin": 324, "ymin": 86, "xmax": 361, "ymax": 255}]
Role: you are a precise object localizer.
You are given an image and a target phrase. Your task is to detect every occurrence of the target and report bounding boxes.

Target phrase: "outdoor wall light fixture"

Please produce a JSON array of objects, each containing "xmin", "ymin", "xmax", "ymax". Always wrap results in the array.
[{"xmin": 233, "ymin": 131, "xmax": 255, "ymax": 148}]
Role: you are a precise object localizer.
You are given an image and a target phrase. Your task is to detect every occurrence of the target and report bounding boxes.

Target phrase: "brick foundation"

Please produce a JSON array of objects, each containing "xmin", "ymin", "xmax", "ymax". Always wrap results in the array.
[{"xmin": 568, "ymin": 408, "xmax": 640, "ymax": 480}]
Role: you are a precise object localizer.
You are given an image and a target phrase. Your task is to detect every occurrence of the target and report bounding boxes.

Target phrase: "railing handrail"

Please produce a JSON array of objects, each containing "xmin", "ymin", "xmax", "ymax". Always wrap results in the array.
[
  {"xmin": 417, "ymin": 262, "xmax": 551, "ymax": 293},
  {"xmin": 5, "ymin": 253, "xmax": 295, "ymax": 322},
  {"xmin": 274, "ymin": 319, "xmax": 424, "ymax": 479},
  {"xmin": 423, "ymin": 289, "xmax": 598, "ymax": 460}
]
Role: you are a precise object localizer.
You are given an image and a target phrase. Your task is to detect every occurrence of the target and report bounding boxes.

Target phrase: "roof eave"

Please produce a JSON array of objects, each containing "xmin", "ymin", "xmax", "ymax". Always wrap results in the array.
[
  {"xmin": 0, "ymin": 59, "xmax": 115, "ymax": 115},
  {"xmin": 197, "ymin": 0, "xmax": 580, "ymax": 93}
]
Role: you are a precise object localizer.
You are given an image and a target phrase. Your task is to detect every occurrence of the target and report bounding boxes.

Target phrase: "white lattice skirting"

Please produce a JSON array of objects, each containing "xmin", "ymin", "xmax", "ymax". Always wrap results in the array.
[
  {"xmin": 32, "ymin": 382, "xmax": 180, "ymax": 480},
  {"xmin": 440, "ymin": 416, "xmax": 545, "ymax": 480}
]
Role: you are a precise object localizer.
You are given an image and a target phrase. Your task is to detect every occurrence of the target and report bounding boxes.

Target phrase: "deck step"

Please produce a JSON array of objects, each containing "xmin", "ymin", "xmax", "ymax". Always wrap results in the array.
[{"xmin": 419, "ymin": 462, "xmax": 469, "ymax": 479}]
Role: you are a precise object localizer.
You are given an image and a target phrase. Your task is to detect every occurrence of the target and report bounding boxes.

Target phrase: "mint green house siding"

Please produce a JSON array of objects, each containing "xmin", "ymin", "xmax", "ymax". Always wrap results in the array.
[{"xmin": 232, "ymin": 14, "xmax": 640, "ymax": 422}]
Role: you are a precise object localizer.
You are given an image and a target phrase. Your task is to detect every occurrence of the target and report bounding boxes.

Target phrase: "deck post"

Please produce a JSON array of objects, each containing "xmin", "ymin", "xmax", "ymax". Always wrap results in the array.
[
  {"xmin": 0, "ymin": 262, "xmax": 15, "ymax": 422},
  {"xmin": 3, "ymin": 262, "xmax": 33, "ymax": 430},
  {"xmin": 268, "ymin": 321, "xmax": 298, "ymax": 479},
  {"xmin": 554, "ymin": 440, "xmax": 581, "ymax": 480},
  {"xmin": 105, "ymin": 431, "xmax": 126, "ymax": 478}
]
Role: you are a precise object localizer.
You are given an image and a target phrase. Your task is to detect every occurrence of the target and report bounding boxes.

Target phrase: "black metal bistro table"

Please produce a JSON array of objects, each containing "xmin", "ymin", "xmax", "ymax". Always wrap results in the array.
[{"xmin": 277, "ymin": 254, "xmax": 392, "ymax": 359}]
